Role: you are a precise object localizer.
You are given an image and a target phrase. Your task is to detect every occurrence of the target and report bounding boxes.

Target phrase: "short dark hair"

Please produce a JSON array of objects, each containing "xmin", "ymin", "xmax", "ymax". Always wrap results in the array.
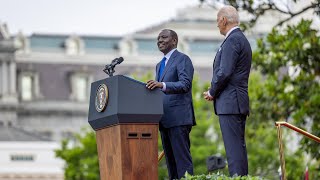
[{"xmin": 164, "ymin": 29, "xmax": 178, "ymax": 46}]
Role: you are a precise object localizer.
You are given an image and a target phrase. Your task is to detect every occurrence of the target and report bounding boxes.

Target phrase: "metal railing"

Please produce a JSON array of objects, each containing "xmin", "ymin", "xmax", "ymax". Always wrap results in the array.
[
  {"xmin": 275, "ymin": 121, "xmax": 320, "ymax": 180},
  {"xmin": 158, "ymin": 121, "xmax": 320, "ymax": 179},
  {"xmin": 158, "ymin": 151, "xmax": 165, "ymax": 163}
]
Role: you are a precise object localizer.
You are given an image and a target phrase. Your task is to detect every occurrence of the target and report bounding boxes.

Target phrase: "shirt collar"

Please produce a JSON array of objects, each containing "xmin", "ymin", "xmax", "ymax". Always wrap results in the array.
[
  {"xmin": 225, "ymin": 26, "xmax": 239, "ymax": 39},
  {"xmin": 164, "ymin": 48, "xmax": 177, "ymax": 60}
]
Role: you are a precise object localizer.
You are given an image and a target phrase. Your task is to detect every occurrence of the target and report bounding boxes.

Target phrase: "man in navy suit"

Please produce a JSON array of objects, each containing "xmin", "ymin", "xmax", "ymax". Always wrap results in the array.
[
  {"xmin": 203, "ymin": 6, "xmax": 252, "ymax": 177},
  {"xmin": 146, "ymin": 29, "xmax": 195, "ymax": 180}
]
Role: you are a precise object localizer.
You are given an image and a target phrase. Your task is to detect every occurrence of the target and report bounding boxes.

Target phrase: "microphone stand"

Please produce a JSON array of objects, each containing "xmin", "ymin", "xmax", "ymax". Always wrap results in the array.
[
  {"xmin": 103, "ymin": 64, "xmax": 115, "ymax": 77},
  {"xmin": 103, "ymin": 57, "xmax": 124, "ymax": 77}
]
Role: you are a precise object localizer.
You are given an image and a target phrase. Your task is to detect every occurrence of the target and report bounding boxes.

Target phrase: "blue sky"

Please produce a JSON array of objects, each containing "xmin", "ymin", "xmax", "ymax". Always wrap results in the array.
[{"xmin": 0, "ymin": 0, "xmax": 199, "ymax": 36}]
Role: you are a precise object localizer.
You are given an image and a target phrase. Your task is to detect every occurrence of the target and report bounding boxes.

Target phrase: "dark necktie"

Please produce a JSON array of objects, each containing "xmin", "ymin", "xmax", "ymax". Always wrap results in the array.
[{"xmin": 158, "ymin": 57, "xmax": 166, "ymax": 81}]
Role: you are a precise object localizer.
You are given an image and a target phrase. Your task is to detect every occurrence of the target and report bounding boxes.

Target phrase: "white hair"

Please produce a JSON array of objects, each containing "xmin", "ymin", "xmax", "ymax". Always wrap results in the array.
[{"xmin": 218, "ymin": 5, "xmax": 240, "ymax": 25}]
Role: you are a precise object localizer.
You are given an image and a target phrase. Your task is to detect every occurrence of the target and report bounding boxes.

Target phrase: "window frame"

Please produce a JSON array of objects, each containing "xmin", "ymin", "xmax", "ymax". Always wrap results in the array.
[
  {"xmin": 69, "ymin": 72, "xmax": 92, "ymax": 102},
  {"xmin": 18, "ymin": 71, "xmax": 40, "ymax": 101}
]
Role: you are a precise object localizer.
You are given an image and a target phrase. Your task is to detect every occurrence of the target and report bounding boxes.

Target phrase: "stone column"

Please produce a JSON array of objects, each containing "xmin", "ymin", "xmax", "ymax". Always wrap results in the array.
[
  {"xmin": 9, "ymin": 60, "xmax": 16, "ymax": 94},
  {"xmin": 0, "ymin": 61, "xmax": 2, "ymax": 96},
  {"xmin": 1, "ymin": 61, "xmax": 8, "ymax": 95},
  {"xmin": 0, "ymin": 23, "xmax": 18, "ymax": 126}
]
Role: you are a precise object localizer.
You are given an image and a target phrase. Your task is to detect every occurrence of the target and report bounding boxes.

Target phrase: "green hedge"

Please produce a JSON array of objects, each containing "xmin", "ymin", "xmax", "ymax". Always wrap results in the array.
[{"xmin": 181, "ymin": 172, "xmax": 265, "ymax": 180}]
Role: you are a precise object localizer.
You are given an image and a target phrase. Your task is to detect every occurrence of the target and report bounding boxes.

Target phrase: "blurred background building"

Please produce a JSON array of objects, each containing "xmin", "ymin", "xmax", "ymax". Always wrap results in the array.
[{"xmin": 0, "ymin": 3, "xmax": 318, "ymax": 180}]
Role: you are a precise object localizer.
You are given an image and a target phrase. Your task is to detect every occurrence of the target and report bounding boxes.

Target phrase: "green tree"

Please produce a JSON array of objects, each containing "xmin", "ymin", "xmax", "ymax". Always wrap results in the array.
[
  {"xmin": 252, "ymin": 19, "xmax": 320, "ymax": 178},
  {"xmin": 246, "ymin": 71, "xmax": 307, "ymax": 179},
  {"xmin": 55, "ymin": 128, "xmax": 99, "ymax": 180}
]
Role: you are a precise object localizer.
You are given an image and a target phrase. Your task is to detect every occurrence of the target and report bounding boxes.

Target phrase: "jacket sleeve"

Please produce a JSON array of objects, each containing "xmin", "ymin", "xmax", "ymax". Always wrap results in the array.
[{"xmin": 209, "ymin": 37, "xmax": 240, "ymax": 97}]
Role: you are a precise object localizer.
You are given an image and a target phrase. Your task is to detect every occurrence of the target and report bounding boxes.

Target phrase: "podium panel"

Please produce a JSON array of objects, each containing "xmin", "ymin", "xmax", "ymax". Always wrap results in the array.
[
  {"xmin": 88, "ymin": 75, "xmax": 163, "ymax": 130},
  {"xmin": 96, "ymin": 124, "xmax": 158, "ymax": 180}
]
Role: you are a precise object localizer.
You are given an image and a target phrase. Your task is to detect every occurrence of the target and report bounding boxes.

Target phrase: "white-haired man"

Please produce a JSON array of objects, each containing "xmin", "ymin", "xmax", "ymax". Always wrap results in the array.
[{"xmin": 203, "ymin": 5, "xmax": 252, "ymax": 177}]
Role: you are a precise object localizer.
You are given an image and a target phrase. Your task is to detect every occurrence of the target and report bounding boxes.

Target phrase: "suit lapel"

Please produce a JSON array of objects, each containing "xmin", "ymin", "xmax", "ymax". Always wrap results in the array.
[
  {"xmin": 159, "ymin": 50, "xmax": 178, "ymax": 82},
  {"xmin": 156, "ymin": 62, "xmax": 161, "ymax": 81}
]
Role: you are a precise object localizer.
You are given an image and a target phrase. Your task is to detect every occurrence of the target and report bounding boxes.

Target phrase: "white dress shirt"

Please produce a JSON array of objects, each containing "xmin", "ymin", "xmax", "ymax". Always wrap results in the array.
[{"xmin": 161, "ymin": 48, "xmax": 177, "ymax": 91}]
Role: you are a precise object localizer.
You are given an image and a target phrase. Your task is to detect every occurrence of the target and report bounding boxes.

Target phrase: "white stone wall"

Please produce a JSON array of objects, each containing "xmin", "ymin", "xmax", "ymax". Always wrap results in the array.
[{"xmin": 0, "ymin": 141, "xmax": 64, "ymax": 180}]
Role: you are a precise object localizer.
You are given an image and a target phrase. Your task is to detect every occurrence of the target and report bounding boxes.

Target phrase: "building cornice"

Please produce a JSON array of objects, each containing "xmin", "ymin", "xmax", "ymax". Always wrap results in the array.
[{"xmin": 15, "ymin": 52, "xmax": 214, "ymax": 67}]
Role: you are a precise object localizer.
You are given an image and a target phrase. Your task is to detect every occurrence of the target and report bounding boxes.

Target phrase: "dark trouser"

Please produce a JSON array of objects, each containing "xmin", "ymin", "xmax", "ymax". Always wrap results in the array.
[
  {"xmin": 160, "ymin": 125, "xmax": 193, "ymax": 180},
  {"xmin": 219, "ymin": 114, "xmax": 248, "ymax": 176}
]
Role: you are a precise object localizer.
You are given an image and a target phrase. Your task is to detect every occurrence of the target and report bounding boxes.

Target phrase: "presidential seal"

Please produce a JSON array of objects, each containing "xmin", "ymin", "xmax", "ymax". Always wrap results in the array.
[{"xmin": 95, "ymin": 84, "xmax": 108, "ymax": 112}]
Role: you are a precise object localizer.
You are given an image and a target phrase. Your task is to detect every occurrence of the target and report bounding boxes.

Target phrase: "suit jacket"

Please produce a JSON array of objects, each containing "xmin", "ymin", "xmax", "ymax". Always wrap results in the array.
[
  {"xmin": 209, "ymin": 28, "xmax": 252, "ymax": 115},
  {"xmin": 156, "ymin": 50, "xmax": 196, "ymax": 128}
]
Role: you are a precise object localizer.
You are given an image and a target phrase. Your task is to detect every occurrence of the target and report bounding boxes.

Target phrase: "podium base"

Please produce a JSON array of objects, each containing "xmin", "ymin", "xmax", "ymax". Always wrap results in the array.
[{"xmin": 96, "ymin": 123, "xmax": 158, "ymax": 180}]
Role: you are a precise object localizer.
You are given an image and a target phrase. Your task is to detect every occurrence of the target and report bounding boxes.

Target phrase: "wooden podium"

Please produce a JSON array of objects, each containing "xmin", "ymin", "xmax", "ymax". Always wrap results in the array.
[{"xmin": 88, "ymin": 75, "xmax": 163, "ymax": 180}]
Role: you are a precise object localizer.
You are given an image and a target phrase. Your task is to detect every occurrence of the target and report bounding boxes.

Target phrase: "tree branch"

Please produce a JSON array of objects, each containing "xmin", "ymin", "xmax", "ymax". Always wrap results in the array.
[
  {"xmin": 276, "ymin": 3, "xmax": 318, "ymax": 26},
  {"xmin": 271, "ymin": 1, "xmax": 292, "ymax": 15},
  {"xmin": 201, "ymin": 0, "xmax": 320, "ymax": 28}
]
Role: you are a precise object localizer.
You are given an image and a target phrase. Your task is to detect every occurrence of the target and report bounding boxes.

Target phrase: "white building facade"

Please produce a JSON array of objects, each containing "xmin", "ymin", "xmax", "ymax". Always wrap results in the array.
[{"xmin": 0, "ymin": 142, "xmax": 63, "ymax": 180}]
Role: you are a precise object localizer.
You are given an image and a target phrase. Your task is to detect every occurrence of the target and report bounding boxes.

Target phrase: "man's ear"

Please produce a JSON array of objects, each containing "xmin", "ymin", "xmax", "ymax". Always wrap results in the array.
[{"xmin": 173, "ymin": 39, "xmax": 178, "ymax": 46}]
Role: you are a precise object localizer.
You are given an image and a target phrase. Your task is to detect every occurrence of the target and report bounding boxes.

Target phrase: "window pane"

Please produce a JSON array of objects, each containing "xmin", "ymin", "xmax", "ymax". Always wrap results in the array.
[
  {"xmin": 21, "ymin": 75, "xmax": 32, "ymax": 100},
  {"xmin": 11, "ymin": 155, "xmax": 34, "ymax": 161},
  {"xmin": 75, "ymin": 76, "xmax": 88, "ymax": 101},
  {"xmin": 83, "ymin": 37, "xmax": 120, "ymax": 53},
  {"xmin": 30, "ymin": 35, "xmax": 65, "ymax": 53},
  {"xmin": 189, "ymin": 40, "xmax": 220, "ymax": 55},
  {"xmin": 136, "ymin": 39, "xmax": 158, "ymax": 54}
]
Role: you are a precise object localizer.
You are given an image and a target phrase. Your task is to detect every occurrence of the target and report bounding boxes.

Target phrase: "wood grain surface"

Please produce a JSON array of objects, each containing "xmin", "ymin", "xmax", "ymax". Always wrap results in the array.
[{"xmin": 96, "ymin": 123, "xmax": 158, "ymax": 180}]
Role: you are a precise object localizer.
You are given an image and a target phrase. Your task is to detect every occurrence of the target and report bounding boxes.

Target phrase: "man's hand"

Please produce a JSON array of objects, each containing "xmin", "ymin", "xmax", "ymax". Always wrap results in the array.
[
  {"xmin": 203, "ymin": 91, "xmax": 214, "ymax": 101},
  {"xmin": 146, "ymin": 80, "xmax": 163, "ymax": 90}
]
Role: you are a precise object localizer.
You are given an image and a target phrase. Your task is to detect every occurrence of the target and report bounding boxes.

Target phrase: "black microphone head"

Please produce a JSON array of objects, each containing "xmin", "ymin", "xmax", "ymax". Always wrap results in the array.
[
  {"xmin": 118, "ymin": 57, "xmax": 124, "ymax": 64},
  {"xmin": 111, "ymin": 58, "xmax": 117, "ymax": 63}
]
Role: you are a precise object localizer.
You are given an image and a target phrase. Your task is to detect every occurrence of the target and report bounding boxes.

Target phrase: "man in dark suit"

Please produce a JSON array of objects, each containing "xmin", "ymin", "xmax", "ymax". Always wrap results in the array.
[
  {"xmin": 203, "ymin": 6, "xmax": 252, "ymax": 177},
  {"xmin": 146, "ymin": 29, "xmax": 195, "ymax": 180}
]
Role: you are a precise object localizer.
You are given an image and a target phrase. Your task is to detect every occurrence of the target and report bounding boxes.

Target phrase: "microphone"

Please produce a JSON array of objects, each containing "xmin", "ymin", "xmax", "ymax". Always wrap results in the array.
[
  {"xmin": 110, "ymin": 57, "xmax": 124, "ymax": 67},
  {"xmin": 103, "ymin": 57, "xmax": 124, "ymax": 77}
]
